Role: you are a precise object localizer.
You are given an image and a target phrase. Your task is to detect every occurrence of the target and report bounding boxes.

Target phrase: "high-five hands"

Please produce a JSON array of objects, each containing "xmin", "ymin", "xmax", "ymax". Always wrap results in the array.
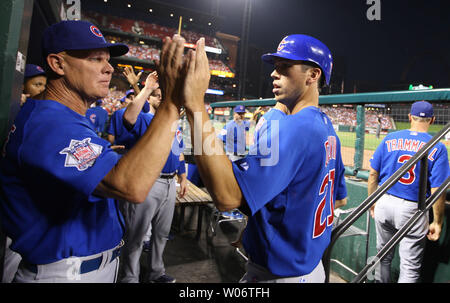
[
  {"xmin": 157, "ymin": 35, "xmax": 211, "ymax": 111},
  {"xmin": 181, "ymin": 37, "xmax": 211, "ymax": 112},
  {"xmin": 156, "ymin": 34, "xmax": 186, "ymax": 109}
]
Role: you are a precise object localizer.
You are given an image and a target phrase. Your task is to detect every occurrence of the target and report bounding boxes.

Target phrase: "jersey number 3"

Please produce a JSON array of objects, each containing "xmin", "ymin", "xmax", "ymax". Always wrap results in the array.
[
  {"xmin": 398, "ymin": 154, "xmax": 416, "ymax": 185},
  {"xmin": 313, "ymin": 169, "xmax": 335, "ymax": 238}
]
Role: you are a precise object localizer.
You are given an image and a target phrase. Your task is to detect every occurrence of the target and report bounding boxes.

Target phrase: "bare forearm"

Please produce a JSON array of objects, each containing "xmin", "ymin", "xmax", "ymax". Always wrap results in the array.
[
  {"xmin": 187, "ymin": 107, "xmax": 243, "ymax": 210},
  {"xmin": 431, "ymin": 187, "xmax": 445, "ymax": 225},
  {"xmin": 97, "ymin": 102, "xmax": 179, "ymax": 203},
  {"xmin": 123, "ymin": 86, "xmax": 152, "ymax": 126},
  {"xmin": 335, "ymin": 198, "xmax": 347, "ymax": 209},
  {"xmin": 368, "ymin": 169, "xmax": 379, "ymax": 196}
]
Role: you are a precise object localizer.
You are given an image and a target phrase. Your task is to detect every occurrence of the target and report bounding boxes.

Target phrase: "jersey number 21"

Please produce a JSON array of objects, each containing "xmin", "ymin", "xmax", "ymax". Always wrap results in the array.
[{"xmin": 313, "ymin": 169, "xmax": 335, "ymax": 238}]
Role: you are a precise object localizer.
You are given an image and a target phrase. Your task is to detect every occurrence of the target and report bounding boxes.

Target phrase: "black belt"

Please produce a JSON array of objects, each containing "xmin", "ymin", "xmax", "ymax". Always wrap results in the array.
[
  {"xmin": 160, "ymin": 172, "xmax": 176, "ymax": 179},
  {"xmin": 23, "ymin": 244, "xmax": 122, "ymax": 275},
  {"xmin": 232, "ymin": 152, "xmax": 246, "ymax": 156}
]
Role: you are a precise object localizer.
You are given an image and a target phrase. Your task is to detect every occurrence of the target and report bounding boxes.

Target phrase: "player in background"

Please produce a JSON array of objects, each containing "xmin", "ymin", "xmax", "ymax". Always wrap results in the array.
[
  {"xmin": 177, "ymin": 34, "xmax": 347, "ymax": 282},
  {"xmin": 86, "ymin": 99, "xmax": 109, "ymax": 137},
  {"xmin": 21, "ymin": 64, "xmax": 47, "ymax": 106},
  {"xmin": 119, "ymin": 71, "xmax": 186, "ymax": 283},
  {"xmin": 368, "ymin": 101, "xmax": 449, "ymax": 283},
  {"xmin": 217, "ymin": 105, "xmax": 251, "ymax": 162}
]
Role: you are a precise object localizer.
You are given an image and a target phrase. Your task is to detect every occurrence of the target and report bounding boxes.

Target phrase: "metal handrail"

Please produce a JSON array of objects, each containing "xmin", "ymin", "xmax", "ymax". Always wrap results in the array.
[
  {"xmin": 352, "ymin": 176, "xmax": 450, "ymax": 282},
  {"xmin": 323, "ymin": 120, "xmax": 450, "ymax": 283}
]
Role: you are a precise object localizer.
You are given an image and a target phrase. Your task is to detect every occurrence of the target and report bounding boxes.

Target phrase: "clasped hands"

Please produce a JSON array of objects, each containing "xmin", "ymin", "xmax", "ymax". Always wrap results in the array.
[{"xmin": 156, "ymin": 34, "xmax": 211, "ymax": 113}]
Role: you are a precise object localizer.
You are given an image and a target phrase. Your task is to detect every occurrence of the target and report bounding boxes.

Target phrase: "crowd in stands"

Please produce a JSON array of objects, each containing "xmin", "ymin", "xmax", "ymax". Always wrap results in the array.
[
  {"xmin": 105, "ymin": 35, "xmax": 233, "ymax": 73},
  {"xmin": 321, "ymin": 106, "xmax": 393, "ymax": 129},
  {"xmin": 82, "ymin": 10, "xmax": 223, "ymax": 50}
]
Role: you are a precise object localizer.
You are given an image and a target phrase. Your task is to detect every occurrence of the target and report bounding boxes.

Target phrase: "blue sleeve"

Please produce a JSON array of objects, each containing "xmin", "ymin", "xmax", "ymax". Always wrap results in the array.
[
  {"xmin": 429, "ymin": 143, "xmax": 450, "ymax": 188},
  {"xmin": 232, "ymin": 121, "xmax": 304, "ymax": 214},
  {"xmin": 335, "ymin": 142, "xmax": 347, "ymax": 200},
  {"xmin": 20, "ymin": 121, "xmax": 119, "ymax": 201},
  {"xmin": 130, "ymin": 113, "xmax": 151, "ymax": 138},
  {"xmin": 370, "ymin": 138, "xmax": 386, "ymax": 172},
  {"xmin": 107, "ymin": 111, "xmax": 118, "ymax": 135}
]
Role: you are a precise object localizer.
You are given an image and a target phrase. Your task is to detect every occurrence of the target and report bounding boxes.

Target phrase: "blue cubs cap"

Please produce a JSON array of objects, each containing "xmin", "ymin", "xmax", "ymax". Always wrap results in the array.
[
  {"xmin": 96, "ymin": 99, "xmax": 103, "ymax": 105},
  {"xmin": 234, "ymin": 105, "xmax": 245, "ymax": 113},
  {"xmin": 42, "ymin": 20, "xmax": 129, "ymax": 58},
  {"xmin": 261, "ymin": 34, "xmax": 333, "ymax": 85},
  {"xmin": 410, "ymin": 101, "xmax": 433, "ymax": 118},
  {"xmin": 120, "ymin": 89, "xmax": 135, "ymax": 103},
  {"xmin": 24, "ymin": 64, "xmax": 46, "ymax": 78}
]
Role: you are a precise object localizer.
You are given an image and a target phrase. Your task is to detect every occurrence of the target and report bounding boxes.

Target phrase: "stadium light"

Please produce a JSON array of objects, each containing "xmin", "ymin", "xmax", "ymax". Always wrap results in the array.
[
  {"xmin": 149, "ymin": 9, "xmax": 153, "ymax": 13},
  {"xmin": 127, "ymin": 4, "xmax": 131, "ymax": 8},
  {"xmin": 189, "ymin": 18, "xmax": 193, "ymax": 22},
  {"xmin": 170, "ymin": 13, "xmax": 174, "ymax": 17}
]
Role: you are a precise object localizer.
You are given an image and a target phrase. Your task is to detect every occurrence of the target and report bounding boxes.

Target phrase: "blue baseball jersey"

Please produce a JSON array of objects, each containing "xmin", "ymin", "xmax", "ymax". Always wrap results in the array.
[
  {"xmin": 107, "ymin": 108, "xmax": 136, "ymax": 149},
  {"xmin": 233, "ymin": 106, "xmax": 347, "ymax": 277},
  {"xmin": 130, "ymin": 112, "xmax": 184, "ymax": 174},
  {"xmin": 218, "ymin": 120, "xmax": 250, "ymax": 154},
  {"xmin": 86, "ymin": 105, "xmax": 108, "ymax": 134},
  {"xmin": 0, "ymin": 99, "xmax": 124, "ymax": 264},
  {"xmin": 370, "ymin": 129, "xmax": 449, "ymax": 201}
]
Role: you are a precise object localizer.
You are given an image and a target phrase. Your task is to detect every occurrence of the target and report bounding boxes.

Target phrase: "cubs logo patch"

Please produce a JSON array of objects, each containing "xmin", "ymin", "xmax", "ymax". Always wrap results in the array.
[
  {"xmin": 89, "ymin": 113, "xmax": 97, "ymax": 124},
  {"xmin": 59, "ymin": 138, "xmax": 103, "ymax": 171},
  {"xmin": 277, "ymin": 36, "xmax": 288, "ymax": 52},
  {"xmin": 90, "ymin": 25, "xmax": 103, "ymax": 38},
  {"xmin": 176, "ymin": 129, "xmax": 182, "ymax": 144}
]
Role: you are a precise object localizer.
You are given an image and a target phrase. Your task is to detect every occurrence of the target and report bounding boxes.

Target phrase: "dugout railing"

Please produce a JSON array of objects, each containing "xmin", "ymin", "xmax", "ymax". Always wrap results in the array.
[{"xmin": 322, "ymin": 120, "xmax": 450, "ymax": 283}]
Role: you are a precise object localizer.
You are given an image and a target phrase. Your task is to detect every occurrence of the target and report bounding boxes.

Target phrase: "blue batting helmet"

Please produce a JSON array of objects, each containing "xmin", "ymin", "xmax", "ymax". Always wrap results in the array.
[{"xmin": 261, "ymin": 34, "xmax": 333, "ymax": 85}]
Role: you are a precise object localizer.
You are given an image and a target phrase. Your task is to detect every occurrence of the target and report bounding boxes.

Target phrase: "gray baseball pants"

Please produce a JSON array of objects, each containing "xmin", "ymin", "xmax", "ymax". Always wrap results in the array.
[
  {"xmin": 373, "ymin": 193, "xmax": 428, "ymax": 283},
  {"xmin": 119, "ymin": 177, "xmax": 176, "ymax": 283},
  {"xmin": 2, "ymin": 237, "xmax": 22, "ymax": 282}
]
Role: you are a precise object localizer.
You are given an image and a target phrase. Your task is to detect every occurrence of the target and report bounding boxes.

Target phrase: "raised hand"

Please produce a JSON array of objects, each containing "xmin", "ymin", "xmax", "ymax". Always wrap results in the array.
[
  {"xmin": 145, "ymin": 71, "xmax": 159, "ymax": 91},
  {"xmin": 157, "ymin": 34, "xmax": 186, "ymax": 109},
  {"xmin": 181, "ymin": 37, "xmax": 211, "ymax": 112},
  {"xmin": 123, "ymin": 65, "xmax": 143, "ymax": 87}
]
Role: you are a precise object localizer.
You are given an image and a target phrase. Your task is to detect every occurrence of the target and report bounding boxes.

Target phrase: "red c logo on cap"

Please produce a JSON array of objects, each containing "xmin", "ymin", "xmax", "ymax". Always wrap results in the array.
[{"xmin": 90, "ymin": 25, "xmax": 103, "ymax": 38}]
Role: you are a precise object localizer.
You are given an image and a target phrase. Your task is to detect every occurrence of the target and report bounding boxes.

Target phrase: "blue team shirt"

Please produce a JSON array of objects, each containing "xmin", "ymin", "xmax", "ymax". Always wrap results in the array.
[
  {"xmin": 0, "ymin": 99, "xmax": 124, "ymax": 264},
  {"xmin": 107, "ymin": 108, "xmax": 137, "ymax": 149},
  {"xmin": 218, "ymin": 120, "xmax": 250, "ymax": 154},
  {"xmin": 130, "ymin": 112, "xmax": 184, "ymax": 174},
  {"xmin": 370, "ymin": 129, "xmax": 449, "ymax": 201},
  {"xmin": 233, "ymin": 106, "xmax": 347, "ymax": 277},
  {"xmin": 86, "ymin": 106, "xmax": 108, "ymax": 134}
]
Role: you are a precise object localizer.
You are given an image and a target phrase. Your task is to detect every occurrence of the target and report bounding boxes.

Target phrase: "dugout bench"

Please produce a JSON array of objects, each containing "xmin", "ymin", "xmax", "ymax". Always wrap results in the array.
[{"xmin": 175, "ymin": 180, "xmax": 213, "ymax": 240}]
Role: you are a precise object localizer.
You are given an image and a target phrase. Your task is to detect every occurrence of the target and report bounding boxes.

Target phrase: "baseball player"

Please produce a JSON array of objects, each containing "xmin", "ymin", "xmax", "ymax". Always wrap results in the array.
[
  {"xmin": 177, "ymin": 35, "xmax": 347, "ymax": 282},
  {"xmin": 21, "ymin": 64, "xmax": 47, "ymax": 106},
  {"xmin": 106, "ymin": 89, "xmax": 151, "ymax": 151},
  {"xmin": 0, "ymin": 21, "xmax": 185, "ymax": 282},
  {"xmin": 119, "ymin": 72, "xmax": 187, "ymax": 283},
  {"xmin": 218, "ymin": 105, "xmax": 251, "ymax": 162},
  {"xmin": 86, "ymin": 99, "xmax": 109, "ymax": 136},
  {"xmin": 368, "ymin": 100, "xmax": 449, "ymax": 283}
]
